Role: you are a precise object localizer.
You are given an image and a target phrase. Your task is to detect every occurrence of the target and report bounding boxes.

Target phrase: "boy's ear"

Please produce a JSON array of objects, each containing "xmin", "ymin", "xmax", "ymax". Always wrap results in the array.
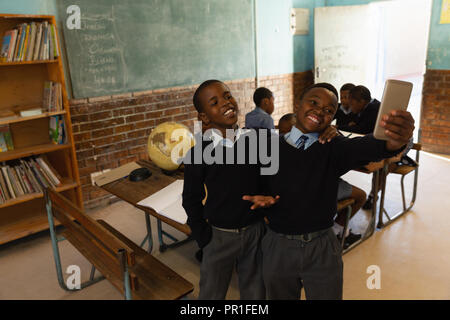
[{"xmin": 198, "ymin": 112, "xmax": 210, "ymax": 125}]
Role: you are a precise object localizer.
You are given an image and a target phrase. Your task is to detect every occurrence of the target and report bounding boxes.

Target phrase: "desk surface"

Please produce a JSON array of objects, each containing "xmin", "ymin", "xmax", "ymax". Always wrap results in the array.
[{"xmin": 101, "ymin": 160, "xmax": 191, "ymax": 235}]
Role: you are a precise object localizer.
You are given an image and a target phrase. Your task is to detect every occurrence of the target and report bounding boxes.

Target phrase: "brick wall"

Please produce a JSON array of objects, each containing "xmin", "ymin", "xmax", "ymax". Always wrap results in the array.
[
  {"xmin": 70, "ymin": 70, "xmax": 314, "ymax": 210},
  {"xmin": 420, "ymin": 69, "xmax": 450, "ymax": 154}
]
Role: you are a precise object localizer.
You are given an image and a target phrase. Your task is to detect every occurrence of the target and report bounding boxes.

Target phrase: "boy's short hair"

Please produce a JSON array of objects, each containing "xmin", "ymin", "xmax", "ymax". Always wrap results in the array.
[
  {"xmin": 253, "ymin": 87, "xmax": 273, "ymax": 108},
  {"xmin": 299, "ymin": 82, "xmax": 339, "ymax": 101},
  {"xmin": 193, "ymin": 79, "xmax": 222, "ymax": 112},
  {"xmin": 279, "ymin": 113, "xmax": 295, "ymax": 124},
  {"xmin": 349, "ymin": 85, "xmax": 371, "ymax": 102},
  {"xmin": 340, "ymin": 83, "xmax": 355, "ymax": 92}
]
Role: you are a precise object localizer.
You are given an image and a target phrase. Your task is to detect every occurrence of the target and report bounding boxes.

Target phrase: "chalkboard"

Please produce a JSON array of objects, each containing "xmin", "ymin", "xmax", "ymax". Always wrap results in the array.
[{"xmin": 59, "ymin": 0, "xmax": 255, "ymax": 98}]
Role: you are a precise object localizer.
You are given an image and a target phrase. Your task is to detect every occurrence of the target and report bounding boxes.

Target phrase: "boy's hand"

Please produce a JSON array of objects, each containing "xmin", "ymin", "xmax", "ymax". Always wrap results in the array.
[
  {"xmin": 380, "ymin": 110, "xmax": 415, "ymax": 151},
  {"xmin": 242, "ymin": 195, "xmax": 280, "ymax": 210},
  {"xmin": 319, "ymin": 125, "xmax": 339, "ymax": 144}
]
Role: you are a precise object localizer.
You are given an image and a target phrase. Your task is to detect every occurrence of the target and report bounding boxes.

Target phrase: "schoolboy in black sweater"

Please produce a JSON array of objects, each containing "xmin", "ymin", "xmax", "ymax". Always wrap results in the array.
[
  {"xmin": 339, "ymin": 85, "xmax": 380, "ymax": 134},
  {"xmin": 182, "ymin": 80, "xmax": 279, "ymax": 300},
  {"xmin": 258, "ymin": 83, "xmax": 414, "ymax": 300}
]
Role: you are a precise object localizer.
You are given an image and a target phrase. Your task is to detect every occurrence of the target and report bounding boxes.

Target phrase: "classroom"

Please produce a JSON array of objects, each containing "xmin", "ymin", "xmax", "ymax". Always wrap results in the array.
[{"xmin": 0, "ymin": 0, "xmax": 449, "ymax": 302}]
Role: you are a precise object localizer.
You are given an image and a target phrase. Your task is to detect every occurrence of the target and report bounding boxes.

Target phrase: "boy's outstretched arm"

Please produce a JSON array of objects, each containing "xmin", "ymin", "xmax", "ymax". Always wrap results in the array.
[
  {"xmin": 378, "ymin": 110, "xmax": 415, "ymax": 151},
  {"xmin": 242, "ymin": 195, "xmax": 280, "ymax": 210}
]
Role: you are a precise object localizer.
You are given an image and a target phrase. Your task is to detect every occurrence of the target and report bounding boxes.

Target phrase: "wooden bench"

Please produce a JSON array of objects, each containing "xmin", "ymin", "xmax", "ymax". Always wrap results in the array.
[{"xmin": 44, "ymin": 188, "xmax": 194, "ymax": 300}]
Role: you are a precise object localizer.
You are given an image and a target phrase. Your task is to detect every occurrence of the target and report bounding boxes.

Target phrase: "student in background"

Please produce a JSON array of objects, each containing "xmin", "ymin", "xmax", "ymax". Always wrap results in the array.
[
  {"xmin": 182, "ymin": 79, "xmax": 278, "ymax": 300},
  {"xmin": 251, "ymin": 82, "xmax": 414, "ymax": 300},
  {"xmin": 339, "ymin": 85, "xmax": 380, "ymax": 134},
  {"xmin": 334, "ymin": 83, "xmax": 356, "ymax": 129},
  {"xmin": 277, "ymin": 113, "xmax": 296, "ymax": 136},
  {"xmin": 245, "ymin": 87, "xmax": 275, "ymax": 129}
]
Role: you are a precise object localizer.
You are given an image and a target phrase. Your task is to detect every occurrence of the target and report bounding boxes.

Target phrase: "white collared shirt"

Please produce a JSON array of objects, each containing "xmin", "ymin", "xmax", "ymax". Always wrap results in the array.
[{"xmin": 205, "ymin": 128, "xmax": 250, "ymax": 148}]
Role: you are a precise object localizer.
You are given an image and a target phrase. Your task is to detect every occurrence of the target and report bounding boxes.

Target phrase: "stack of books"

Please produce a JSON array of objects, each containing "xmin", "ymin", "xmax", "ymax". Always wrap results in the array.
[
  {"xmin": 0, "ymin": 21, "xmax": 59, "ymax": 63},
  {"xmin": 0, "ymin": 156, "xmax": 62, "ymax": 203},
  {"xmin": 43, "ymin": 81, "xmax": 63, "ymax": 112}
]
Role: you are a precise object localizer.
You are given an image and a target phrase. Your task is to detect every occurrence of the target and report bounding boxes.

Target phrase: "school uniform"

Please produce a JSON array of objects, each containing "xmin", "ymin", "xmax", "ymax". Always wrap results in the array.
[
  {"xmin": 182, "ymin": 129, "xmax": 266, "ymax": 300},
  {"xmin": 334, "ymin": 103, "xmax": 355, "ymax": 128},
  {"xmin": 245, "ymin": 107, "xmax": 275, "ymax": 129},
  {"xmin": 261, "ymin": 126, "xmax": 402, "ymax": 300},
  {"xmin": 339, "ymin": 99, "xmax": 380, "ymax": 134}
]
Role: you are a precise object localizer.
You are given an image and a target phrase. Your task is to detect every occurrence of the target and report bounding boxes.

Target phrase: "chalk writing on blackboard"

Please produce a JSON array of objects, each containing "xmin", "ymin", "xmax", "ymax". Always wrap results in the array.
[{"xmin": 72, "ymin": 6, "xmax": 128, "ymax": 95}]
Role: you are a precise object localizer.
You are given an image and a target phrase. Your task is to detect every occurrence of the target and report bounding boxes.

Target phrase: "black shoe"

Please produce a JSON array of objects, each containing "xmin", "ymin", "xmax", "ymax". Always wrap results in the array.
[
  {"xmin": 344, "ymin": 231, "xmax": 362, "ymax": 249},
  {"xmin": 362, "ymin": 196, "xmax": 373, "ymax": 210}
]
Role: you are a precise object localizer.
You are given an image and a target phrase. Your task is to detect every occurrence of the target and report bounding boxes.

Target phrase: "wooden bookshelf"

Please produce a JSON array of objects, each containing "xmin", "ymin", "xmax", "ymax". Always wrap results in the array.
[{"xmin": 0, "ymin": 14, "xmax": 83, "ymax": 245}]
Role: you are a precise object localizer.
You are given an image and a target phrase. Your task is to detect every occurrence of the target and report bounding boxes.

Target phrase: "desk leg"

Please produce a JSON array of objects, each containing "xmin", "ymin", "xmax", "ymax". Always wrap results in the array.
[
  {"xmin": 139, "ymin": 213, "xmax": 153, "ymax": 253},
  {"xmin": 377, "ymin": 164, "xmax": 389, "ymax": 229},
  {"xmin": 363, "ymin": 169, "xmax": 379, "ymax": 239},
  {"xmin": 156, "ymin": 219, "xmax": 193, "ymax": 252}
]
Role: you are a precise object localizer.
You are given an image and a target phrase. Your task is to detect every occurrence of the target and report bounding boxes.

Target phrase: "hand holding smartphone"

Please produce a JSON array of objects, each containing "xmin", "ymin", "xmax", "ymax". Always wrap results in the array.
[{"xmin": 373, "ymin": 79, "xmax": 413, "ymax": 140}]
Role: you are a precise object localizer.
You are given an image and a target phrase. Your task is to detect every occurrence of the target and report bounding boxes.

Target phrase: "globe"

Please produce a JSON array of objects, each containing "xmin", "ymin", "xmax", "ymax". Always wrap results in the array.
[{"xmin": 147, "ymin": 121, "xmax": 194, "ymax": 172}]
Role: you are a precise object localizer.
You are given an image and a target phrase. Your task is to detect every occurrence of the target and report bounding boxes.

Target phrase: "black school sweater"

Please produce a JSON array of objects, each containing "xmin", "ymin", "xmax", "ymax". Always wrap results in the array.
[
  {"xmin": 263, "ymin": 134, "xmax": 401, "ymax": 235},
  {"xmin": 339, "ymin": 99, "xmax": 380, "ymax": 134},
  {"xmin": 182, "ymin": 133, "xmax": 265, "ymax": 248}
]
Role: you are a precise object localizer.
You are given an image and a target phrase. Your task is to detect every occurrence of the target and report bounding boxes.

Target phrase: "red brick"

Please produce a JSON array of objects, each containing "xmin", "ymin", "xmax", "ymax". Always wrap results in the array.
[
  {"xmin": 90, "ymin": 111, "xmax": 112, "ymax": 121},
  {"xmin": 74, "ymin": 132, "xmax": 92, "ymax": 142},
  {"xmin": 126, "ymin": 114, "xmax": 145, "ymax": 123},
  {"xmin": 114, "ymin": 124, "xmax": 135, "ymax": 134},
  {"xmin": 92, "ymin": 128, "xmax": 114, "ymax": 138}
]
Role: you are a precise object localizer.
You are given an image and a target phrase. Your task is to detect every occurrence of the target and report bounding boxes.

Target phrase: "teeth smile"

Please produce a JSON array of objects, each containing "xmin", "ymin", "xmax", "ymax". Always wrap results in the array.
[
  {"xmin": 224, "ymin": 109, "xmax": 235, "ymax": 116},
  {"xmin": 307, "ymin": 115, "xmax": 320, "ymax": 124}
]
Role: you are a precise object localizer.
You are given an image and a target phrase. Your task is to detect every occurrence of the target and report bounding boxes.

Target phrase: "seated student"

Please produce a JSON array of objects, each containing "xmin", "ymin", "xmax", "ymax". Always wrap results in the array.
[
  {"xmin": 339, "ymin": 85, "xmax": 380, "ymax": 134},
  {"xmin": 247, "ymin": 82, "xmax": 414, "ymax": 300},
  {"xmin": 333, "ymin": 178, "xmax": 366, "ymax": 248},
  {"xmin": 334, "ymin": 83, "xmax": 356, "ymax": 129},
  {"xmin": 245, "ymin": 87, "xmax": 275, "ymax": 129},
  {"xmin": 277, "ymin": 113, "xmax": 296, "ymax": 136},
  {"xmin": 182, "ymin": 79, "xmax": 279, "ymax": 300}
]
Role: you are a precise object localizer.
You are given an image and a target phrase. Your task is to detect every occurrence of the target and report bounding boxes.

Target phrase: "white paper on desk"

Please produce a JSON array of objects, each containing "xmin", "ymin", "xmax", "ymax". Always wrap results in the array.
[{"xmin": 137, "ymin": 180, "xmax": 187, "ymax": 224}]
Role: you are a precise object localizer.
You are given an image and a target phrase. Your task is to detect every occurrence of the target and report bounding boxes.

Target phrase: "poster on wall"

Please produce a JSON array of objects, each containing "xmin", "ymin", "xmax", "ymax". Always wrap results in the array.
[{"xmin": 440, "ymin": 0, "xmax": 450, "ymax": 24}]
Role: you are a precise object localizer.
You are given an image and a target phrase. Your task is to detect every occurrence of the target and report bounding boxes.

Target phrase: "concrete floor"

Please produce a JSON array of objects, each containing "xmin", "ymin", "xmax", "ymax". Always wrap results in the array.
[{"xmin": 0, "ymin": 150, "xmax": 449, "ymax": 300}]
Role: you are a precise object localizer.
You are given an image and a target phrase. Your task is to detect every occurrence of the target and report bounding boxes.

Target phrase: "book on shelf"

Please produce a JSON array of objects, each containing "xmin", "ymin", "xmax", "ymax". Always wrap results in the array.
[
  {"xmin": 0, "ymin": 125, "xmax": 14, "ymax": 151},
  {"xmin": 0, "ymin": 165, "xmax": 10, "ymax": 201},
  {"xmin": 0, "ymin": 20, "xmax": 58, "ymax": 63},
  {"xmin": 49, "ymin": 115, "xmax": 66, "ymax": 145},
  {"xmin": 1, "ymin": 166, "xmax": 15, "ymax": 199},
  {"xmin": 12, "ymin": 105, "xmax": 43, "ymax": 117},
  {"xmin": 0, "ymin": 132, "xmax": 7, "ymax": 152},
  {"xmin": 0, "ymin": 30, "xmax": 13, "ymax": 62},
  {"xmin": 43, "ymin": 81, "xmax": 63, "ymax": 112}
]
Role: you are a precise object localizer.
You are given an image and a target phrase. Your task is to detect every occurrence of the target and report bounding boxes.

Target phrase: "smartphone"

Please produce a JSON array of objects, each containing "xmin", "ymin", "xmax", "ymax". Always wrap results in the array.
[{"xmin": 373, "ymin": 79, "xmax": 413, "ymax": 140}]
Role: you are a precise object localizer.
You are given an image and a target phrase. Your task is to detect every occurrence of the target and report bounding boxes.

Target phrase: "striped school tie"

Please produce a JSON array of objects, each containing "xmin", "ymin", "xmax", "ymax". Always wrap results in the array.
[{"xmin": 295, "ymin": 135, "xmax": 309, "ymax": 150}]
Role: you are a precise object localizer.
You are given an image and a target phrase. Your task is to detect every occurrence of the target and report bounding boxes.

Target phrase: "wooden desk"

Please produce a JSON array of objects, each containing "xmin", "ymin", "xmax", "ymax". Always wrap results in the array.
[{"xmin": 101, "ymin": 160, "xmax": 191, "ymax": 253}]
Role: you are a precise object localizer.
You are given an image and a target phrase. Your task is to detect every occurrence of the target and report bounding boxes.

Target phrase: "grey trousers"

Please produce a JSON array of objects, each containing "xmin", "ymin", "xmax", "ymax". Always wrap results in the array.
[
  {"xmin": 262, "ymin": 227, "xmax": 343, "ymax": 300},
  {"xmin": 198, "ymin": 221, "xmax": 266, "ymax": 300}
]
